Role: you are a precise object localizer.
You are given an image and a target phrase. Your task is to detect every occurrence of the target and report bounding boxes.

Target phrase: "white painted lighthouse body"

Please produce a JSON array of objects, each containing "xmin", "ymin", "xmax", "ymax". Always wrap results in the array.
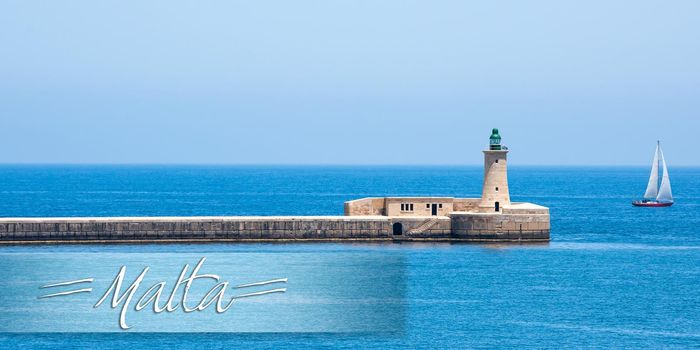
[{"xmin": 479, "ymin": 129, "xmax": 511, "ymax": 212}]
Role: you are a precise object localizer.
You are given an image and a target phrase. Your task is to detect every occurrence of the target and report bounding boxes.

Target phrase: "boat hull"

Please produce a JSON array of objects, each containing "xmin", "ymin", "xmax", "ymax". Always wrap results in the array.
[{"xmin": 632, "ymin": 201, "xmax": 673, "ymax": 207}]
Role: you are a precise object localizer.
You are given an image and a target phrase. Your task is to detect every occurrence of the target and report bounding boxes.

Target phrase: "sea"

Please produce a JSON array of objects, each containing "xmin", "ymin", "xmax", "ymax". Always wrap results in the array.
[{"xmin": 0, "ymin": 165, "xmax": 699, "ymax": 348}]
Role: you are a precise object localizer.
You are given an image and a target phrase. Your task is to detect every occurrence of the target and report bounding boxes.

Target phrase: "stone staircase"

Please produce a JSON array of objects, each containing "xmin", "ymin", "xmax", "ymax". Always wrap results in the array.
[{"xmin": 407, "ymin": 218, "xmax": 440, "ymax": 235}]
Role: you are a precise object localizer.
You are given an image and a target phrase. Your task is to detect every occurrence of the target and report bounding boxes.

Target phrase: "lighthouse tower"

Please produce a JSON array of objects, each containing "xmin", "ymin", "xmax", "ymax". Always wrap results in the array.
[{"xmin": 479, "ymin": 128, "xmax": 511, "ymax": 212}]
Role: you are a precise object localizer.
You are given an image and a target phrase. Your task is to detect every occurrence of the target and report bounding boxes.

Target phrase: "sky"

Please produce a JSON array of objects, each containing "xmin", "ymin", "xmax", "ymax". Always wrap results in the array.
[{"xmin": 1, "ymin": 1, "xmax": 699, "ymax": 165}]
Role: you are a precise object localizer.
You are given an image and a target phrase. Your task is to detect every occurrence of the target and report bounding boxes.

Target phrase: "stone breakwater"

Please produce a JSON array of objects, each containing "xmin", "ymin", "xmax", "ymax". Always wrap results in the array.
[
  {"xmin": 0, "ymin": 214, "xmax": 549, "ymax": 244},
  {"xmin": 0, "ymin": 131, "xmax": 552, "ymax": 244}
]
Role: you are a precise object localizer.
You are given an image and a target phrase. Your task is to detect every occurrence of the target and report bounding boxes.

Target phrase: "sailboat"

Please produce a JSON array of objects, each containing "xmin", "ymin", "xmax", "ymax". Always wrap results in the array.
[{"xmin": 633, "ymin": 141, "xmax": 673, "ymax": 207}]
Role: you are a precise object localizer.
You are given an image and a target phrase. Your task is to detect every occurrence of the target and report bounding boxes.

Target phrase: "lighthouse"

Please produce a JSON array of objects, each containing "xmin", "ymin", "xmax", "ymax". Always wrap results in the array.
[{"xmin": 479, "ymin": 128, "xmax": 511, "ymax": 212}]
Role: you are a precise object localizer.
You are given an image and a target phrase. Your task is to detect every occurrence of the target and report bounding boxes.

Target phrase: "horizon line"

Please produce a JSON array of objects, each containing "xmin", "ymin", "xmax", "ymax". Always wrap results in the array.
[{"xmin": 0, "ymin": 162, "xmax": 699, "ymax": 168}]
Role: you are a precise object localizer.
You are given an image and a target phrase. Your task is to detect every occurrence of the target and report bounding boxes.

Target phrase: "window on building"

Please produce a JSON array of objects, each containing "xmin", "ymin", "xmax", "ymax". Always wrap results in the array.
[
  {"xmin": 400, "ymin": 203, "xmax": 405, "ymax": 211},
  {"xmin": 426, "ymin": 204, "xmax": 430, "ymax": 209},
  {"xmin": 409, "ymin": 204, "xmax": 414, "ymax": 211},
  {"xmin": 438, "ymin": 203, "xmax": 443, "ymax": 208},
  {"xmin": 495, "ymin": 159, "xmax": 499, "ymax": 163},
  {"xmin": 495, "ymin": 187, "xmax": 499, "ymax": 192}
]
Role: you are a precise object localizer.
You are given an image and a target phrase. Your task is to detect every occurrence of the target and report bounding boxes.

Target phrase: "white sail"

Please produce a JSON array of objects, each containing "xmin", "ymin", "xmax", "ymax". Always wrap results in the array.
[
  {"xmin": 656, "ymin": 146, "xmax": 673, "ymax": 202},
  {"xmin": 643, "ymin": 143, "xmax": 659, "ymax": 199}
]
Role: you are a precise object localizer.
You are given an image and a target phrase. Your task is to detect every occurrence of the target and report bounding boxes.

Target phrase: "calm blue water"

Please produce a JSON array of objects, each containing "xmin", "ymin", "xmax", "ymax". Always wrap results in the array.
[{"xmin": 1, "ymin": 165, "xmax": 699, "ymax": 348}]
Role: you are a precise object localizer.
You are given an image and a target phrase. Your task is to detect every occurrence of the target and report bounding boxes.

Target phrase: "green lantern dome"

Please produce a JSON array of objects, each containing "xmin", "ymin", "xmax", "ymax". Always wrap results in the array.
[{"xmin": 489, "ymin": 128, "xmax": 502, "ymax": 150}]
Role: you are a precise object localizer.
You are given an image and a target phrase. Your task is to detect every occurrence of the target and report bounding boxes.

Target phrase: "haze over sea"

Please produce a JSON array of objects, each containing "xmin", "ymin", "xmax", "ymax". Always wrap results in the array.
[{"xmin": 1, "ymin": 165, "xmax": 699, "ymax": 348}]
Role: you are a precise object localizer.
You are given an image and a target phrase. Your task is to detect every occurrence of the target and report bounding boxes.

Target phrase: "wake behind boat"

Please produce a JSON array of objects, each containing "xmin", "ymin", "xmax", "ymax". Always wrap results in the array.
[{"xmin": 633, "ymin": 141, "xmax": 673, "ymax": 207}]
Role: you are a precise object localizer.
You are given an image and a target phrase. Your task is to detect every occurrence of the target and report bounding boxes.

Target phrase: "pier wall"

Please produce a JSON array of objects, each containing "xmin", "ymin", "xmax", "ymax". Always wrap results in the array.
[
  {"xmin": 0, "ymin": 217, "xmax": 391, "ymax": 242},
  {"xmin": 0, "ymin": 213, "xmax": 549, "ymax": 243}
]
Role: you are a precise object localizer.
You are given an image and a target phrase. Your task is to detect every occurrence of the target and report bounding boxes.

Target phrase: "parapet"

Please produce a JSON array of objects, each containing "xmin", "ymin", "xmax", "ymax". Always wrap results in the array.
[{"xmin": 344, "ymin": 197, "xmax": 386, "ymax": 216}]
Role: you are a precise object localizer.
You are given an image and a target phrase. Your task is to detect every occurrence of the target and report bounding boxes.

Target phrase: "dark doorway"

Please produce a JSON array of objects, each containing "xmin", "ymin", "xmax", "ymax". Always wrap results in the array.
[
  {"xmin": 392, "ymin": 222, "xmax": 403, "ymax": 235},
  {"xmin": 495, "ymin": 201, "xmax": 500, "ymax": 212},
  {"xmin": 431, "ymin": 204, "xmax": 438, "ymax": 216}
]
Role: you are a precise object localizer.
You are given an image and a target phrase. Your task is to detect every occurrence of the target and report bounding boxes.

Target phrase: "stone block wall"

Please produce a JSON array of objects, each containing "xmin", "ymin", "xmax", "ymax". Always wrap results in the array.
[
  {"xmin": 0, "ymin": 217, "xmax": 392, "ymax": 242},
  {"xmin": 450, "ymin": 212, "xmax": 550, "ymax": 241}
]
